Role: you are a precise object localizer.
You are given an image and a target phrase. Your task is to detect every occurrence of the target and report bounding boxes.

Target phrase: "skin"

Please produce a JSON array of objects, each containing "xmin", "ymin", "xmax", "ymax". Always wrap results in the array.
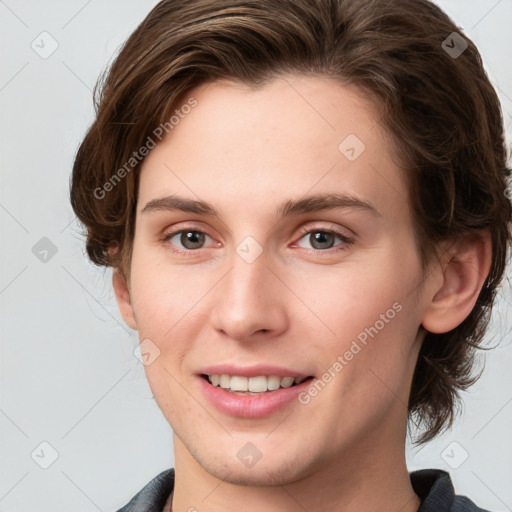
[{"xmin": 113, "ymin": 75, "xmax": 491, "ymax": 512}]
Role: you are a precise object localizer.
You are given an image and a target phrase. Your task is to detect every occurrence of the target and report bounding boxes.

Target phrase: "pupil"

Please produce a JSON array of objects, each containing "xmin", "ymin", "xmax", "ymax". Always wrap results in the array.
[
  {"xmin": 310, "ymin": 231, "xmax": 334, "ymax": 249},
  {"xmin": 181, "ymin": 231, "xmax": 205, "ymax": 249}
]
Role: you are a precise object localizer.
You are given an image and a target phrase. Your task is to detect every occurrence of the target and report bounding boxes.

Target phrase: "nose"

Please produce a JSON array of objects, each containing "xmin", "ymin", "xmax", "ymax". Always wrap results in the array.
[{"xmin": 210, "ymin": 249, "xmax": 289, "ymax": 341}]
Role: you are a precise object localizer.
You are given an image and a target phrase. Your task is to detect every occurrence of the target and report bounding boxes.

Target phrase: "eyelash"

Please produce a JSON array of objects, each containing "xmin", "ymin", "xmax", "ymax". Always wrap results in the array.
[{"xmin": 161, "ymin": 224, "xmax": 353, "ymax": 255}]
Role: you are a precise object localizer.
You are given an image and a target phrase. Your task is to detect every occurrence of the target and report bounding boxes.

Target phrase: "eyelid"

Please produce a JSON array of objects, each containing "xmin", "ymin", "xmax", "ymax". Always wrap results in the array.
[
  {"xmin": 161, "ymin": 221, "xmax": 214, "ymax": 238},
  {"xmin": 294, "ymin": 223, "xmax": 353, "ymax": 240}
]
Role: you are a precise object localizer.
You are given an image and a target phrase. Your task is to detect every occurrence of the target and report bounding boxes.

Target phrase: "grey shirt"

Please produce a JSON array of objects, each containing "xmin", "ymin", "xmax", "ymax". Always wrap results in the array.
[{"xmin": 115, "ymin": 467, "xmax": 491, "ymax": 511}]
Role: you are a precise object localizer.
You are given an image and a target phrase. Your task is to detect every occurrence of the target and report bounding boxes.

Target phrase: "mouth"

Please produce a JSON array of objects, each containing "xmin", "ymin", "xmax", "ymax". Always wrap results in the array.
[
  {"xmin": 196, "ymin": 364, "xmax": 316, "ymax": 417},
  {"xmin": 200, "ymin": 374, "xmax": 315, "ymax": 395}
]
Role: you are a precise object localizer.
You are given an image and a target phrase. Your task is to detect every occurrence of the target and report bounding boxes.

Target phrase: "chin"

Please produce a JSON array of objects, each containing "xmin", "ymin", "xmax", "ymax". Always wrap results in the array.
[
  {"xmin": 206, "ymin": 462, "xmax": 302, "ymax": 487},
  {"xmin": 193, "ymin": 446, "xmax": 316, "ymax": 488}
]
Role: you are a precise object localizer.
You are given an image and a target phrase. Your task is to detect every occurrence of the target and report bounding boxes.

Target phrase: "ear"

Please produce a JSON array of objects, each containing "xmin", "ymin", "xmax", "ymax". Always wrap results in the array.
[
  {"xmin": 112, "ymin": 267, "xmax": 138, "ymax": 330},
  {"xmin": 421, "ymin": 231, "xmax": 492, "ymax": 334}
]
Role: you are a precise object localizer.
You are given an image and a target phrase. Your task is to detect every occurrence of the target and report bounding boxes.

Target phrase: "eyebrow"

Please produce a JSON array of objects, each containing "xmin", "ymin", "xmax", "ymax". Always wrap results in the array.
[{"xmin": 141, "ymin": 193, "xmax": 381, "ymax": 218}]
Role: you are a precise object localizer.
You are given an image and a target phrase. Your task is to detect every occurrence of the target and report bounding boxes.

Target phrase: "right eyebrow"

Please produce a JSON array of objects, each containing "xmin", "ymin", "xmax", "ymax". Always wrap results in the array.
[{"xmin": 141, "ymin": 196, "xmax": 220, "ymax": 217}]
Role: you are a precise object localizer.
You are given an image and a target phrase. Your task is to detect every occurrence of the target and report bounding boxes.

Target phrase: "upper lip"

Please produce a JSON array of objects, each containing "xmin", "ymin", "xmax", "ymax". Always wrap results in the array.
[{"xmin": 198, "ymin": 364, "xmax": 312, "ymax": 379}]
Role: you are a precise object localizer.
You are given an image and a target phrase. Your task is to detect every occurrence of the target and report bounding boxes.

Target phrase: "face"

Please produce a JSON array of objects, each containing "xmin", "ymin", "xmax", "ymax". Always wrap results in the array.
[{"xmin": 116, "ymin": 75, "xmax": 435, "ymax": 486}]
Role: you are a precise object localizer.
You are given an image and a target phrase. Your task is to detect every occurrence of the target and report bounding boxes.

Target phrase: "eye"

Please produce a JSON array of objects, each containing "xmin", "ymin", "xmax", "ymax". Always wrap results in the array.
[
  {"xmin": 295, "ymin": 227, "xmax": 352, "ymax": 251},
  {"xmin": 162, "ymin": 229, "xmax": 214, "ymax": 252}
]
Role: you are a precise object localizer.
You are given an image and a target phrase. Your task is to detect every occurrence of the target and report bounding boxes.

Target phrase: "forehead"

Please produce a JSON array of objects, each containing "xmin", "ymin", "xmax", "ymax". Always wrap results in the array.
[{"xmin": 137, "ymin": 74, "xmax": 409, "ymax": 224}]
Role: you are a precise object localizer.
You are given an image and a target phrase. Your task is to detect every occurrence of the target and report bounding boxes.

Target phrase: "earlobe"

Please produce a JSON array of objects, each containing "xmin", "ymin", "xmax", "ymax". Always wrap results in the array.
[
  {"xmin": 421, "ymin": 231, "xmax": 492, "ymax": 334},
  {"xmin": 112, "ymin": 268, "xmax": 138, "ymax": 330}
]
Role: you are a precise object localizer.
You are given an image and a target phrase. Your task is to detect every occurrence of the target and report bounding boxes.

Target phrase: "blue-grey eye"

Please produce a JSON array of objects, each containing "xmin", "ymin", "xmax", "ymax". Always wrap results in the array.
[
  {"xmin": 296, "ymin": 230, "xmax": 347, "ymax": 250},
  {"xmin": 309, "ymin": 231, "xmax": 336, "ymax": 249}
]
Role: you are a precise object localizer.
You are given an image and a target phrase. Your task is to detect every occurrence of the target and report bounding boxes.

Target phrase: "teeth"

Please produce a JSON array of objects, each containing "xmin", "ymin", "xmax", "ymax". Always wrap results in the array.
[
  {"xmin": 230, "ymin": 376, "xmax": 248, "ymax": 391},
  {"xmin": 207, "ymin": 374, "xmax": 308, "ymax": 393},
  {"xmin": 219, "ymin": 374, "xmax": 231, "ymax": 389},
  {"xmin": 267, "ymin": 375, "xmax": 281, "ymax": 391},
  {"xmin": 249, "ymin": 376, "xmax": 267, "ymax": 392},
  {"xmin": 280, "ymin": 376, "xmax": 295, "ymax": 388}
]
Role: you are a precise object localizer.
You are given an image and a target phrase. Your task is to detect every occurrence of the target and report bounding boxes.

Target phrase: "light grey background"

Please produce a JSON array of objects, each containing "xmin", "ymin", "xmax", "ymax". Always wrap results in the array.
[{"xmin": 1, "ymin": 1, "xmax": 511, "ymax": 511}]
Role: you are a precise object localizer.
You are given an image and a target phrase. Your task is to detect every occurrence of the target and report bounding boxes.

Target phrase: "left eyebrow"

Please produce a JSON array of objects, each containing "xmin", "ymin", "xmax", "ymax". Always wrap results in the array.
[
  {"xmin": 140, "ymin": 193, "xmax": 381, "ymax": 218},
  {"xmin": 275, "ymin": 193, "xmax": 382, "ymax": 218}
]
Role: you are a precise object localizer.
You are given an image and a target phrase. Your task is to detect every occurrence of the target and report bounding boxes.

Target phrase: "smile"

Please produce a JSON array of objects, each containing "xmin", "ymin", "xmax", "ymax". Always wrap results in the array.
[{"xmin": 205, "ymin": 374, "xmax": 309, "ymax": 394}]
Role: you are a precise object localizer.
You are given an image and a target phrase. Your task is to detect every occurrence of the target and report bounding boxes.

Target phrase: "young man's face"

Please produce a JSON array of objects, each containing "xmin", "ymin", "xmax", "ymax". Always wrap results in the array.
[{"xmin": 116, "ymin": 75, "xmax": 437, "ymax": 485}]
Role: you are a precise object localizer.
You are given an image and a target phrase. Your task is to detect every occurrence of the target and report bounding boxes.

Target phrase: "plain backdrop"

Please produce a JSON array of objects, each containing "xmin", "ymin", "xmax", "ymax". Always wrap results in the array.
[{"xmin": 1, "ymin": 1, "xmax": 511, "ymax": 511}]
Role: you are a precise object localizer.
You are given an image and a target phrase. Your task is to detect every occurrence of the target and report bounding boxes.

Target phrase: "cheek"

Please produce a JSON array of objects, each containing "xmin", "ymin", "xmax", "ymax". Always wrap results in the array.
[
  {"xmin": 128, "ymin": 243, "xmax": 203, "ymax": 334},
  {"xmin": 292, "ymin": 256, "xmax": 414, "ymax": 340},
  {"xmin": 294, "ymin": 246, "xmax": 422, "ymax": 389}
]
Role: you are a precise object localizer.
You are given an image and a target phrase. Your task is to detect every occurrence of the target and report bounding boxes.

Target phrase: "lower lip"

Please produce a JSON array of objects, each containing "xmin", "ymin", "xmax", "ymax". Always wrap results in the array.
[{"xmin": 198, "ymin": 376, "xmax": 314, "ymax": 418}]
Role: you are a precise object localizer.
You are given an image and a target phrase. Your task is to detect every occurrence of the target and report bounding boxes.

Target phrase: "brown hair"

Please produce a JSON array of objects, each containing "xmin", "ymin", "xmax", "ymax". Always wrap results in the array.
[{"xmin": 70, "ymin": 0, "xmax": 512, "ymax": 444}]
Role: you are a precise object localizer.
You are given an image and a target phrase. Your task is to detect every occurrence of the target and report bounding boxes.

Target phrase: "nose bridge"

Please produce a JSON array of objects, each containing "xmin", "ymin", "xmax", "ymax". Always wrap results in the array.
[
  {"xmin": 224, "ymin": 249, "xmax": 270, "ymax": 313},
  {"xmin": 211, "ymin": 243, "xmax": 287, "ymax": 339}
]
